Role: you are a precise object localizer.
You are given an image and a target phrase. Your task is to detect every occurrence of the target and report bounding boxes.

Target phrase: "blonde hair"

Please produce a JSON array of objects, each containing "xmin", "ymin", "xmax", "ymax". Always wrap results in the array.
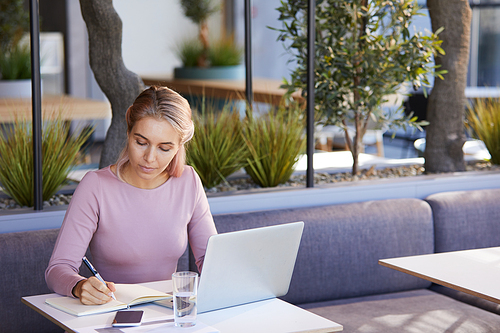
[{"xmin": 116, "ymin": 86, "xmax": 194, "ymax": 179}]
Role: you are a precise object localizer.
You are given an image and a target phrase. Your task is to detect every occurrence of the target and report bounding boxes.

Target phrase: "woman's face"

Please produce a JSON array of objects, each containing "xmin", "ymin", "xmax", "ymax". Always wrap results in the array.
[{"xmin": 124, "ymin": 116, "xmax": 181, "ymax": 189}]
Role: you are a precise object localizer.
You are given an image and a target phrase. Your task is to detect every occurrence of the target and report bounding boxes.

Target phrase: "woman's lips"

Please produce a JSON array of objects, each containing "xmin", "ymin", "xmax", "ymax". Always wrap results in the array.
[{"xmin": 139, "ymin": 165, "xmax": 155, "ymax": 173}]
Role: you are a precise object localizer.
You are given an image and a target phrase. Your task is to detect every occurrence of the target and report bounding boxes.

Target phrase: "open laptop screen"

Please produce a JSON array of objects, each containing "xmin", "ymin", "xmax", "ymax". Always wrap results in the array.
[{"xmin": 197, "ymin": 221, "xmax": 304, "ymax": 313}]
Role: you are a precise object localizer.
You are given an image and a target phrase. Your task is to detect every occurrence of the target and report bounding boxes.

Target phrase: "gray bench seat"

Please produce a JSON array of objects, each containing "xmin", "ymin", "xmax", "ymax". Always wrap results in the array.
[{"xmin": 302, "ymin": 289, "xmax": 500, "ymax": 332}]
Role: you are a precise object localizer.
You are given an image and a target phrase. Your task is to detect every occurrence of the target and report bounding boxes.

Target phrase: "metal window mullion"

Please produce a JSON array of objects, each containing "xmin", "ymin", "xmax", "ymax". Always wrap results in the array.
[
  {"xmin": 306, "ymin": 0, "xmax": 315, "ymax": 187},
  {"xmin": 29, "ymin": 0, "xmax": 43, "ymax": 210}
]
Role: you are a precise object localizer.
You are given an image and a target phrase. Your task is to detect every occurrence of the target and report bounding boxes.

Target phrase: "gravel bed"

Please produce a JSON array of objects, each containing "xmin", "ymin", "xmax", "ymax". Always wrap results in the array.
[
  {"xmin": 2, "ymin": 161, "xmax": 500, "ymax": 210},
  {"xmin": 0, "ymin": 193, "xmax": 73, "ymax": 211},
  {"xmin": 207, "ymin": 161, "xmax": 500, "ymax": 193}
]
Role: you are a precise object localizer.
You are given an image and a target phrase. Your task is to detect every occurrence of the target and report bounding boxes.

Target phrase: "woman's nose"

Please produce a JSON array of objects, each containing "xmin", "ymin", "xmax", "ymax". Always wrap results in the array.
[{"xmin": 144, "ymin": 147, "xmax": 156, "ymax": 162}]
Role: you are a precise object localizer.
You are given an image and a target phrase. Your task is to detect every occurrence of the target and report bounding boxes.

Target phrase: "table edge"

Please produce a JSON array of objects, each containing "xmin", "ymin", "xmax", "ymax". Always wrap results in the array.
[
  {"xmin": 21, "ymin": 297, "xmax": 76, "ymax": 333},
  {"xmin": 378, "ymin": 258, "xmax": 500, "ymax": 304}
]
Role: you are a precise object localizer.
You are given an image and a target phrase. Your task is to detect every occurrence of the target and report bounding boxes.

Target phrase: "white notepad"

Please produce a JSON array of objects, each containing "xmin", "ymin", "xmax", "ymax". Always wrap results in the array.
[{"xmin": 45, "ymin": 283, "xmax": 171, "ymax": 316}]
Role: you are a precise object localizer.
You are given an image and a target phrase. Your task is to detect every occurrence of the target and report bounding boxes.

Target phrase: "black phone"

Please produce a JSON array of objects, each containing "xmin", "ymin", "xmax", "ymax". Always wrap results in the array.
[{"xmin": 112, "ymin": 310, "xmax": 144, "ymax": 327}]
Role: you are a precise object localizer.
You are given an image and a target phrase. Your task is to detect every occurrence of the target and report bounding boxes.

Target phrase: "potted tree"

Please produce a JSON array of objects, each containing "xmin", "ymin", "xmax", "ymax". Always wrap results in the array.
[
  {"xmin": 0, "ymin": 0, "xmax": 31, "ymax": 98},
  {"xmin": 174, "ymin": 0, "xmax": 244, "ymax": 80},
  {"xmin": 276, "ymin": 0, "xmax": 446, "ymax": 175}
]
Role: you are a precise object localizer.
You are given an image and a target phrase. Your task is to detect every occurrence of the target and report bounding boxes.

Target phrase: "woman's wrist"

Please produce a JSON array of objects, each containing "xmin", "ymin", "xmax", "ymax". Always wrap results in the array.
[{"xmin": 71, "ymin": 279, "xmax": 86, "ymax": 298}]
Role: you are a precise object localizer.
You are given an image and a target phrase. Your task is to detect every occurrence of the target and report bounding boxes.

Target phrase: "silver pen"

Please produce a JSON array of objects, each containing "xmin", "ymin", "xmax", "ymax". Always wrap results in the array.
[{"xmin": 82, "ymin": 256, "xmax": 117, "ymax": 300}]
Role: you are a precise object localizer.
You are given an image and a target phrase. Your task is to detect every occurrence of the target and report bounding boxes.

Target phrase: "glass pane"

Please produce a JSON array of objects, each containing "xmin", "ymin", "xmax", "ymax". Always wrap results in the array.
[{"xmin": 477, "ymin": 7, "xmax": 500, "ymax": 86}]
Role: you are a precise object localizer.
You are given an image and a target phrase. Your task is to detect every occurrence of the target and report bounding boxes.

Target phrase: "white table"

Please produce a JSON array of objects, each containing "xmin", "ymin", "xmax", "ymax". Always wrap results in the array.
[
  {"xmin": 379, "ymin": 247, "xmax": 500, "ymax": 304},
  {"xmin": 22, "ymin": 280, "xmax": 343, "ymax": 333}
]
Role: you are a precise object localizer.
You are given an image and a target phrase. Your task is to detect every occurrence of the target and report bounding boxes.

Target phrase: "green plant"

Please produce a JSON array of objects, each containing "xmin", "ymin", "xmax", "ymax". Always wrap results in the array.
[
  {"xmin": 275, "ymin": 0, "xmax": 446, "ymax": 175},
  {"xmin": 176, "ymin": 35, "xmax": 242, "ymax": 68},
  {"xmin": 187, "ymin": 101, "xmax": 248, "ymax": 189},
  {"xmin": 180, "ymin": 0, "xmax": 219, "ymax": 67},
  {"xmin": 242, "ymin": 101, "xmax": 306, "ymax": 187},
  {"xmin": 178, "ymin": 0, "xmax": 242, "ymax": 68},
  {"xmin": 208, "ymin": 36, "xmax": 243, "ymax": 67},
  {"xmin": 465, "ymin": 98, "xmax": 500, "ymax": 165},
  {"xmin": 0, "ymin": 43, "xmax": 31, "ymax": 80},
  {"xmin": 177, "ymin": 38, "xmax": 204, "ymax": 68},
  {"xmin": 0, "ymin": 0, "xmax": 30, "ymax": 80},
  {"xmin": 0, "ymin": 116, "xmax": 93, "ymax": 207},
  {"xmin": 0, "ymin": 0, "xmax": 29, "ymax": 51}
]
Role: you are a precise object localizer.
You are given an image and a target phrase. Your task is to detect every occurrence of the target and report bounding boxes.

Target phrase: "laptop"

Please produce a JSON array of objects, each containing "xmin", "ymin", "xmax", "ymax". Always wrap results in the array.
[{"xmin": 196, "ymin": 221, "xmax": 304, "ymax": 313}]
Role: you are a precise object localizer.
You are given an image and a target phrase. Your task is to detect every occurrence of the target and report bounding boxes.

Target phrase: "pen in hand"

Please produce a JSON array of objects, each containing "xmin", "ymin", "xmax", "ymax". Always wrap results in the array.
[{"xmin": 82, "ymin": 256, "xmax": 117, "ymax": 301}]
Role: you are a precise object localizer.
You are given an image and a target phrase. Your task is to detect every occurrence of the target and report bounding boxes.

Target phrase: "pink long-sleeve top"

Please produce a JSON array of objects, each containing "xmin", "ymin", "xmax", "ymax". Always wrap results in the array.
[{"xmin": 45, "ymin": 165, "xmax": 217, "ymax": 297}]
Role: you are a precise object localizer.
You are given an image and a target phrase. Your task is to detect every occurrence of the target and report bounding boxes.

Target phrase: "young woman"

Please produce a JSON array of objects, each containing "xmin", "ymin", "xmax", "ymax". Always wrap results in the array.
[{"xmin": 45, "ymin": 86, "xmax": 217, "ymax": 305}]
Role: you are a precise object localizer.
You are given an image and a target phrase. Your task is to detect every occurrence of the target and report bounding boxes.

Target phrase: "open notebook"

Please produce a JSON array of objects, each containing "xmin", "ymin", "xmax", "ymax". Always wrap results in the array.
[{"xmin": 45, "ymin": 283, "xmax": 171, "ymax": 316}]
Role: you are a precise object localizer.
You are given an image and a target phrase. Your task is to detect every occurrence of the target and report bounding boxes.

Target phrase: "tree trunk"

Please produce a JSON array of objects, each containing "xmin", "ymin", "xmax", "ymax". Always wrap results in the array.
[
  {"xmin": 197, "ymin": 21, "xmax": 209, "ymax": 67},
  {"xmin": 424, "ymin": 0, "xmax": 471, "ymax": 173},
  {"xmin": 79, "ymin": 0, "xmax": 145, "ymax": 168},
  {"xmin": 348, "ymin": 0, "xmax": 368, "ymax": 176}
]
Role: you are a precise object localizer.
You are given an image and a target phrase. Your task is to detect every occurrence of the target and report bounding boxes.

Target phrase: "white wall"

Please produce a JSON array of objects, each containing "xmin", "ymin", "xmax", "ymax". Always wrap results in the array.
[{"xmin": 114, "ymin": 0, "xmax": 223, "ymax": 78}]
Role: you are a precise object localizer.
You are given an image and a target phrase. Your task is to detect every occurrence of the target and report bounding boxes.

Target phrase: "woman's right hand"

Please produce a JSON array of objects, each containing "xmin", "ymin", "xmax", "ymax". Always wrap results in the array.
[{"xmin": 72, "ymin": 277, "xmax": 116, "ymax": 305}]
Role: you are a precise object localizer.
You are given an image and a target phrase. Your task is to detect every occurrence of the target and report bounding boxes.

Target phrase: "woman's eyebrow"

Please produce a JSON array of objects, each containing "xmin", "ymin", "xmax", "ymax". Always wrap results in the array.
[{"xmin": 133, "ymin": 133, "xmax": 175, "ymax": 145}]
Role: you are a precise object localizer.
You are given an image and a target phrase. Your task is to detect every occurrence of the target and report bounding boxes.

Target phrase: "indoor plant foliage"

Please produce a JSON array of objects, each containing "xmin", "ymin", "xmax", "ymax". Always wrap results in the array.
[
  {"xmin": 243, "ymin": 101, "xmax": 306, "ymax": 188},
  {"xmin": 208, "ymin": 37, "xmax": 242, "ymax": 67},
  {"xmin": 465, "ymin": 98, "xmax": 500, "ymax": 165},
  {"xmin": 0, "ymin": 0, "xmax": 30, "ymax": 80},
  {"xmin": 177, "ymin": 35, "xmax": 242, "ymax": 68},
  {"xmin": 276, "ymin": 0, "xmax": 446, "ymax": 175},
  {"xmin": 187, "ymin": 101, "xmax": 248, "ymax": 189},
  {"xmin": 0, "ymin": 43, "xmax": 31, "ymax": 80},
  {"xmin": 179, "ymin": 0, "xmax": 220, "ymax": 67},
  {"xmin": 0, "ymin": 116, "xmax": 93, "ymax": 207},
  {"xmin": 177, "ymin": 0, "xmax": 242, "ymax": 76}
]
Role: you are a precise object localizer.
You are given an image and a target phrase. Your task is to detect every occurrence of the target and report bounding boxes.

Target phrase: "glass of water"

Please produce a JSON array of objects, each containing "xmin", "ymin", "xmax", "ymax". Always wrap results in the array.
[{"xmin": 172, "ymin": 271, "xmax": 198, "ymax": 327}]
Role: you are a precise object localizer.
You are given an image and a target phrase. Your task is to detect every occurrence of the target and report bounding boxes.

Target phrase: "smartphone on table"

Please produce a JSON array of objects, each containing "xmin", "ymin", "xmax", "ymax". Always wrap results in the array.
[{"xmin": 112, "ymin": 310, "xmax": 144, "ymax": 327}]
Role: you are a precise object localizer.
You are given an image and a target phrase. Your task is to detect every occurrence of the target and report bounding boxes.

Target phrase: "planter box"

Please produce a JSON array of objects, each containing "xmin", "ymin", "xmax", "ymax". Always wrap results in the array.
[
  {"xmin": 0, "ymin": 79, "xmax": 31, "ymax": 98},
  {"xmin": 0, "ymin": 206, "xmax": 66, "ymax": 233},
  {"xmin": 174, "ymin": 65, "xmax": 245, "ymax": 80},
  {"xmin": 2, "ymin": 170, "xmax": 500, "ymax": 234}
]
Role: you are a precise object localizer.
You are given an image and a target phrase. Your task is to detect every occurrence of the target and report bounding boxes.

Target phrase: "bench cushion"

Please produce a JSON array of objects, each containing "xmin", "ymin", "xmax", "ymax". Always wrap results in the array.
[
  {"xmin": 0, "ymin": 229, "xmax": 63, "ymax": 333},
  {"xmin": 426, "ymin": 189, "xmax": 500, "ymax": 253},
  {"xmin": 301, "ymin": 289, "xmax": 500, "ymax": 333},
  {"xmin": 430, "ymin": 284, "xmax": 500, "ymax": 316},
  {"xmin": 212, "ymin": 198, "xmax": 434, "ymax": 304}
]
